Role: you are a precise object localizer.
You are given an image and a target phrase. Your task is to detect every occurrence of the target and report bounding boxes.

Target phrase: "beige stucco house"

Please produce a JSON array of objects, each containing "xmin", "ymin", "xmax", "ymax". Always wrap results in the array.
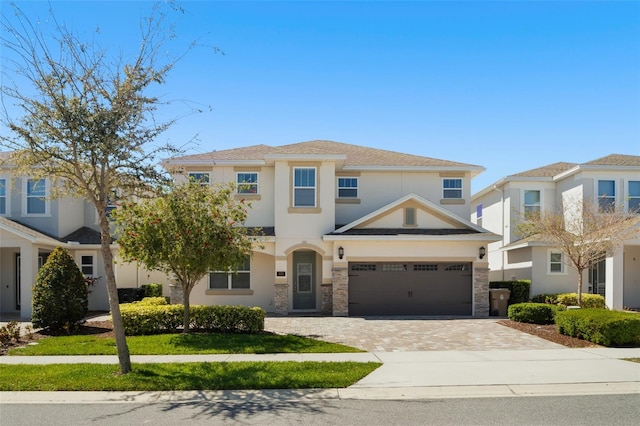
[
  {"xmin": 159, "ymin": 140, "xmax": 501, "ymax": 316},
  {"xmin": 471, "ymin": 154, "xmax": 640, "ymax": 310}
]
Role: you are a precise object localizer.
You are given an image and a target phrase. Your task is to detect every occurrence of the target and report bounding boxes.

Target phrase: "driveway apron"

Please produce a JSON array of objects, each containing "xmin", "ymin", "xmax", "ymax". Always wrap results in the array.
[{"xmin": 264, "ymin": 316, "xmax": 563, "ymax": 352}]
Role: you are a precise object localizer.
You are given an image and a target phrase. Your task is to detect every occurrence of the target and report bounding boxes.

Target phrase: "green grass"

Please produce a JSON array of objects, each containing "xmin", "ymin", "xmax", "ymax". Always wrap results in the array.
[
  {"xmin": 0, "ymin": 362, "xmax": 381, "ymax": 391},
  {"xmin": 9, "ymin": 332, "xmax": 363, "ymax": 355}
]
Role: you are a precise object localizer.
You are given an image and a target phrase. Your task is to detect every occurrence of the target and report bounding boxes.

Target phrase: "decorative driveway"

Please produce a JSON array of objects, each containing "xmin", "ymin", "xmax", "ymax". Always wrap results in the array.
[{"xmin": 265, "ymin": 316, "xmax": 564, "ymax": 352}]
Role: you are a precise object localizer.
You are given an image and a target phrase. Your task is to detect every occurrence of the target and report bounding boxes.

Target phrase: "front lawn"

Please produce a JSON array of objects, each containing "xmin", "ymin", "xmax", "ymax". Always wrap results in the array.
[
  {"xmin": 0, "ymin": 361, "xmax": 380, "ymax": 391},
  {"xmin": 8, "ymin": 332, "xmax": 363, "ymax": 355}
]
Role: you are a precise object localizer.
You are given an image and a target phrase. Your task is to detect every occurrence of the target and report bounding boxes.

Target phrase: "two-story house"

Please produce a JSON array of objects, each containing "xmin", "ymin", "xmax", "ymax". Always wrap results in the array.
[
  {"xmin": 159, "ymin": 140, "xmax": 500, "ymax": 317},
  {"xmin": 0, "ymin": 152, "xmax": 111, "ymax": 319},
  {"xmin": 471, "ymin": 154, "xmax": 640, "ymax": 310}
]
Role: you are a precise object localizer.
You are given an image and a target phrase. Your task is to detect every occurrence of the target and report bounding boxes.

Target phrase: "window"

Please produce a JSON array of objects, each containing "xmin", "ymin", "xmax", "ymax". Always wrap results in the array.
[
  {"xmin": 445, "ymin": 264, "xmax": 469, "ymax": 271},
  {"xmin": 598, "ymin": 180, "xmax": 615, "ymax": 212},
  {"xmin": 524, "ymin": 190, "xmax": 541, "ymax": 219},
  {"xmin": 209, "ymin": 257, "xmax": 251, "ymax": 290},
  {"xmin": 414, "ymin": 264, "xmax": 438, "ymax": 271},
  {"xmin": 629, "ymin": 181, "xmax": 640, "ymax": 213},
  {"xmin": 549, "ymin": 251, "xmax": 564, "ymax": 273},
  {"xmin": 293, "ymin": 167, "xmax": 316, "ymax": 207},
  {"xmin": 382, "ymin": 264, "xmax": 407, "ymax": 272},
  {"xmin": 350, "ymin": 263, "xmax": 376, "ymax": 271},
  {"xmin": 476, "ymin": 204, "xmax": 483, "ymax": 219},
  {"xmin": 404, "ymin": 207, "xmax": 416, "ymax": 226},
  {"xmin": 80, "ymin": 255, "xmax": 94, "ymax": 276},
  {"xmin": 26, "ymin": 178, "xmax": 47, "ymax": 214},
  {"xmin": 337, "ymin": 177, "xmax": 358, "ymax": 198},
  {"xmin": 443, "ymin": 178, "xmax": 462, "ymax": 199},
  {"xmin": 237, "ymin": 172, "xmax": 258, "ymax": 194},
  {"xmin": 0, "ymin": 178, "xmax": 6, "ymax": 215},
  {"xmin": 188, "ymin": 172, "xmax": 210, "ymax": 185}
]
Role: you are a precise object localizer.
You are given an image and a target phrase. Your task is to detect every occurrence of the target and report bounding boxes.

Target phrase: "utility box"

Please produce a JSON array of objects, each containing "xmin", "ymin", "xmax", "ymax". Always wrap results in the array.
[{"xmin": 489, "ymin": 289, "xmax": 511, "ymax": 316}]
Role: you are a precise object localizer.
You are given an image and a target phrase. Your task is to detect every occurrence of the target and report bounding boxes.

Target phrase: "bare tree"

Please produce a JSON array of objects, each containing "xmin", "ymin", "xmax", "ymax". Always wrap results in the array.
[
  {"xmin": 518, "ymin": 198, "xmax": 639, "ymax": 306},
  {"xmin": 0, "ymin": 2, "xmax": 205, "ymax": 373}
]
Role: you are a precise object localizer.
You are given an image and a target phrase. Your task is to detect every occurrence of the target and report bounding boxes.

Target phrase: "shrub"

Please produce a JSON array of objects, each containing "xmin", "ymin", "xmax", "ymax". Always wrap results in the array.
[
  {"xmin": 489, "ymin": 280, "xmax": 530, "ymax": 304},
  {"xmin": 555, "ymin": 309, "xmax": 640, "ymax": 346},
  {"xmin": 119, "ymin": 303, "xmax": 265, "ymax": 335},
  {"xmin": 556, "ymin": 293, "xmax": 606, "ymax": 309},
  {"xmin": 142, "ymin": 283, "xmax": 163, "ymax": 298},
  {"xmin": 531, "ymin": 293, "xmax": 559, "ymax": 304},
  {"xmin": 0, "ymin": 321, "xmax": 22, "ymax": 347},
  {"xmin": 32, "ymin": 246, "xmax": 88, "ymax": 330},
  {"xmin": 133, "ymin": 297, "xmax": 168, "ymax": 306},
  {"xmin": 507, "ymin": 302, "xmax": 564, "ymax": 325}
]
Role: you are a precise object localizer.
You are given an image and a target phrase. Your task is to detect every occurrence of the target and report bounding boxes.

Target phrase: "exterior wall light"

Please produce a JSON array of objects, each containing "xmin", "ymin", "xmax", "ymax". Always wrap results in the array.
[
  {"xmin": 338, "ymin": 246, "xmax": 344, "ymax": 260},
  {"xmin": 479, "ymin": 246, "xmax": 486, "ymax": 259}
]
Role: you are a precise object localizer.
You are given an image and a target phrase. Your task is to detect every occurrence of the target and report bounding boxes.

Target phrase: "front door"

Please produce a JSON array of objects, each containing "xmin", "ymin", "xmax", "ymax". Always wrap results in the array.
[{"xmin": 293, "ymin": 251, "xmax": 316, "ymax": 310}]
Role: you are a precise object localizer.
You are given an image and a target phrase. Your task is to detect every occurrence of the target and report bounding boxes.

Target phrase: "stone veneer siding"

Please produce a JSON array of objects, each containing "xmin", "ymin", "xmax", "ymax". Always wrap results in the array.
[
  {"xmin": 274, "ymin": 283, "xmax": 289, "ymax": 316},
  {"xmin": 321, "ymin": 283, "xmax": 333, "ymax": 315},
  {"xmin": 473, "ymin": 266, "xmax": 490, "ymax": 317},
  {"xmin": 332, "ymin": 268, "xmax": 348, "ymax": 316},
  {"xmin": 169, "ymin": 284, "xmax": 183, "ymax": 305}
]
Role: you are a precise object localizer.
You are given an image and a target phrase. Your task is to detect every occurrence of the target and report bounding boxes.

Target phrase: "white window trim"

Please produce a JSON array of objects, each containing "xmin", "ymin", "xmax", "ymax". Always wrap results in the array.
[
  {"xmin": 0, "ymin": 177, "xmax": 10, "ymax": 216},
  {"xmin": 209, "ymin": 260, "xmax": 251, "ymax": 290},
  {"xmin": 547, "ymin": 249, "xmax": 567, "ymax": 275},
  {"xmin": 627, "ymin": 180, "xmax": 640, "ymax": 213},
  {"xmin": 236, "ymin": 172, "xmax": 259, "ymax": 195},
  {"xmin": 522, "ymin": 189, "xmax": 542, "ymax": 219},
  {"xmin": 188, "ymin": 172, "xmax": 211, "ymax": 186},
  {"xmin": 22, "ymin": 177, "xmax": 50, "ymax": 217},
  {"xmin": 596, "ymin": 179, "xmax": 616, "ymax": 212},
  {"xmin": 76, "ymin": 251, "xmax": 96, "ymax": 277},
  {"xmin": 337, "ymin": 177, "xmax": 358, "ymax": 199},
  {"xmin": 293, "ymin": 167, "xmax": 317, "ymax": 208},
  {"xmin": 442, "ymin": 178, "xmax": 463, "ymax": 199}
]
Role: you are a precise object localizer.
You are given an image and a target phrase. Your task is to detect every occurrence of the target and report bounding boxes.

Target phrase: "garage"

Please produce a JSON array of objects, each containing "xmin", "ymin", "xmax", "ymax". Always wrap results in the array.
[{"xmin": 348, "ymin": 262, "xmax": 472, "ymax": 316}]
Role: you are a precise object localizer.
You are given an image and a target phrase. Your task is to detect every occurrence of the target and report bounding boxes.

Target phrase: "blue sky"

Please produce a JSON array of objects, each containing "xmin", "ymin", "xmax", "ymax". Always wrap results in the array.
[{"xmin": 2, "ymin": 1, "xmax": 639, "ymax": 192}]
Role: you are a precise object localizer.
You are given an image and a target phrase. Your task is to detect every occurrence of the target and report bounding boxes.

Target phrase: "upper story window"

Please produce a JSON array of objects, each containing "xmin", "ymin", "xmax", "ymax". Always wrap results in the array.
[
  {"xmin": 598, "ymin": 180, "xmax": 615, "ymax": 212},
  {"xmin": 25, "ymin": 178, "xmax": 47, "ymax": 215},
  {"xmin": 209, "ymin": 256, "xmax": 251, "ymax": 290},
  {"xmin": 524, "ymin": 190, "xmax": 541, "ymax": 219},
  {"xmin": 188, "ymin": 172, "xmax": 210, "ymax": 185},
  {"xmin": 80, "ymin": 255, "xmax": 94, "ymax": 276},
  {"xmin": 548, "ymin": 250, "xmax": 565, "ymax": 274},
  {"xmin": 293, "ymin": 167, "xmax": 316, "ymax": 207},
  {"xmin": 337, "ymin": 177, "xmax": 358, "ymax": 198},
  {"xmin": 0, "ymin": 178, "xmax": 7, "ymax": 215},
  {"xmin": 237, "ymin": 172, "xmax": 258, "ymax": 194},
  {"xmin": 629, "ymin": 181, "xmax": 640, "ymax": 213},
  {"xmin": 442, "ymin": 178, "xmax": 462, "ymax": 199}
]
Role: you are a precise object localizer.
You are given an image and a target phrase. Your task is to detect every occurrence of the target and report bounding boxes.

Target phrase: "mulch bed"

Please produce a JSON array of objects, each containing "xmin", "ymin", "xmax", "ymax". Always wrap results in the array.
[{"xmin": 497, "ymin": 320, "xmax": 603, "ymax": 348}]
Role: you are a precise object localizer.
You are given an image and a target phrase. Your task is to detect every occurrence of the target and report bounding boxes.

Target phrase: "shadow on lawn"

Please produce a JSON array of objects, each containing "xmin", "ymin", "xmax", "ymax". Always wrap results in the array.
[{"xmin": 168, "ymin": 332, "xmax": 335, "ymax": 353}]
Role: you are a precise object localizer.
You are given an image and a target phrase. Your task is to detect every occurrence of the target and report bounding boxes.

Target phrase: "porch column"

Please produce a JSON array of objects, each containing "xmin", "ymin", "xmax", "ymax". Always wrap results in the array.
[
  {"xmin": 605, "ymin": 251, "xmax": 624, "ymax": 310},
  {"xmin": 19, "ymin": 242, "xmax": 36, "ymax": 320},
  {"xmin": 473, "ymin": 264, "xmax": 490, "ymax": 317},
  {"xmin": 332, "ymin": 267, "xmax": 348, "ymax": 316},
  {"xmin": 274, "ymin": 283, "xmax": 289, "ymax": 315}
]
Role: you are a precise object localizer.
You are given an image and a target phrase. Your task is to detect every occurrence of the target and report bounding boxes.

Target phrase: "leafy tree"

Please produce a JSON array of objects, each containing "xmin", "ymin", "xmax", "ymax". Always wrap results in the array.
[
  {"xmin": 114, "ymin": 179, "xmax": 257, "ymax": 333},
  {"xmin": 517, "ymin": 198, "xmax": 639, "ymax": 306},
  {"xmin": 0, "ymin": 2, "xmax": 206, "ymax": 373},
  {"xmin": 32, "ymin": 246, "xmax": 88, "ymax": 331}
]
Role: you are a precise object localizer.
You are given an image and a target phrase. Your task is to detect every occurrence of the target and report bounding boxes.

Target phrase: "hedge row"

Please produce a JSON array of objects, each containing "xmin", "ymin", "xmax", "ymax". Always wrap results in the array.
[
  {"xmin": 530, "ymin": 293, "xmax": 606, "ymax": 309},
  {"xmin": 489, "ymin": 280, "xmax": 530, "ymax": 305},
  {"xmin": 119, "ymin": 302, "xmax": 265, "ymax": 335},
  {"xmin": 507, "ymin": 303, "xmax": 565, "ymax": 325},
  {"xmin": 555, "ymin": 309, "xmax": 640, "ymax": 346}
]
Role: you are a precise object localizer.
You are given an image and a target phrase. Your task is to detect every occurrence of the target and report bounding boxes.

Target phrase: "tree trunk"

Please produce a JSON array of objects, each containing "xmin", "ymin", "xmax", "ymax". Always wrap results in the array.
[
  {"xmin": 99, "ymin": 220, "xmax": 132, "ymax": 374},
  {"xmin": 182, "ymin": 283, "xmax": 191, "ymax": 333},
  {"xmin": 577, "ymin": 269, "xmax": 584, "ymax": 307}
]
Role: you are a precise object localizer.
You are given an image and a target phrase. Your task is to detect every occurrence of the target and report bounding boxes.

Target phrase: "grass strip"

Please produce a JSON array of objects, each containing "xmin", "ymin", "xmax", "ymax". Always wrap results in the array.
[
  {"xmin": 0, "ymin": 362, "xmax": 380, "ymax": 391},
  {"xmin": 9, "ymin": 333, "xmax": 363, "ymax": 356}
]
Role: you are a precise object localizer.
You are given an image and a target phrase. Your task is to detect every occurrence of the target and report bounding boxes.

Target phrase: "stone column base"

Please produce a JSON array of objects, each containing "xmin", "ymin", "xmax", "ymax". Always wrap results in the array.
[
  {"xmin": 321, "ymin": 283, "xmax": 333, "ymax": 315},
  {"xmin": 332, "ymin": 267, "xmax": 348, "ymax": 316},
  {"xmin": 473, "ymin": 266, "xmax": 490, "ymax": 317},
  {"xmin": 169, "ymin": 284, "xmax": 184, "ymax": 305},
  {"xmin": 274, "ymin": 283, "xmax": 289, "ymax": 316}
]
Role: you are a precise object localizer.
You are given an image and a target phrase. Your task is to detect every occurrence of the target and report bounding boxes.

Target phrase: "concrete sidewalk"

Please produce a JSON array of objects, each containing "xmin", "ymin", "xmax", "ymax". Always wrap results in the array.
[{"xmin": 2, "ymin": 347, "xmax": 639, "ymax": 402}]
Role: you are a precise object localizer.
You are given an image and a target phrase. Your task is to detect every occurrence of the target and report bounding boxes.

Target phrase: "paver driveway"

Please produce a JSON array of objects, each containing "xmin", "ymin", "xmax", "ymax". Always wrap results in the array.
[{"xmin": 265, "ymin": 316, "xmax": 564, "ymax": 352}]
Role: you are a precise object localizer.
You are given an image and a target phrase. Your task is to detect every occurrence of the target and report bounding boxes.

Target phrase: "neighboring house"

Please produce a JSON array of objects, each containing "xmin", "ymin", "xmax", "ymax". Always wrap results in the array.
[
  {"xmin": 159, "ymin": 140, "xmax": 501, "ymax": 317},
  {"xmin": 0, "ymin": 152, "xmax": 111, "ymax": 319},
  {"xmin": 471, "ymin": 154, "xmax": 640, "ymax": 310}
]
